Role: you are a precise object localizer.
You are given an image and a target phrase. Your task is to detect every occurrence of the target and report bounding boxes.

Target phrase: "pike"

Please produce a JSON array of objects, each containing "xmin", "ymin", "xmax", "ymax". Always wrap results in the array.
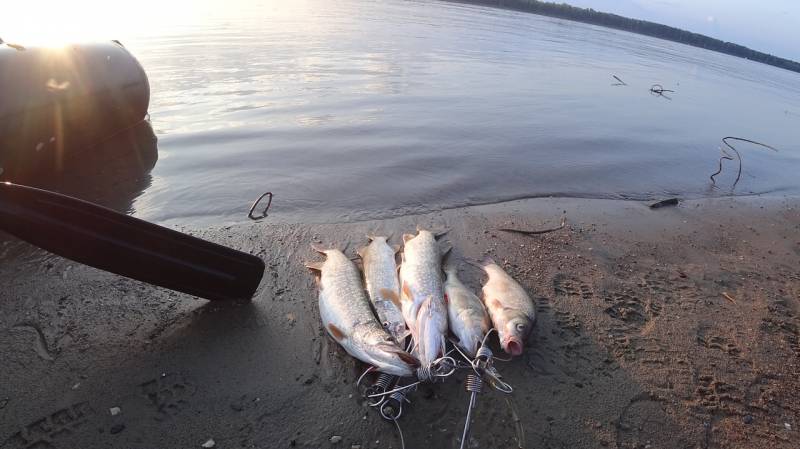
[
  {"xmin": 444, "ymin": 265, "xmax": 490, "ymax": 357},
  {"xmin": 357, "ymin": 235, "xmax": 408, "ymax": 344},
  {"xmin": 480, "ymin": 257, "xmax": 536, "ymax": 357},
  {"xmin": 399, "ymin": 228, "xmax": 448, "ymax": 366},
  {"xmin": 306, "ymin": 246, "xmax": 418, "ymax": 376}
]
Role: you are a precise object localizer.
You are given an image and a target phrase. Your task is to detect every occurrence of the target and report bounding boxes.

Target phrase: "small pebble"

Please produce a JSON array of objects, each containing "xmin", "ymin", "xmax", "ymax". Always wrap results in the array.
[
  {"xmin": 109, "ymin": 407, "xmax": 121, "ymax": 416},
  {"xmin": 201, "ymin": 438, "xmax": 216, "ymax": 448},
  {"xmin": 743, "ymin": 415, "xmax": 753, "ymax": 424},
  {"xmin": 110, "ymin": 424, "xmax": 125, "ymax": 435},
  {"xmin": 785, "ymin": 423, "xmax": 792, "ymax": 431},
  {"xmin": 330, "ymin": 435, "xmax": 342, "ymax": 444}
]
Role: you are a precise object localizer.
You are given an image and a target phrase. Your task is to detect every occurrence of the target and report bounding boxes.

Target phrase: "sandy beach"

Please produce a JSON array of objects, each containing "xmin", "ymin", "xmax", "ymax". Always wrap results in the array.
[{"xmin": 1, "ymin": 195, "xmax": 799, "ymax": 448}]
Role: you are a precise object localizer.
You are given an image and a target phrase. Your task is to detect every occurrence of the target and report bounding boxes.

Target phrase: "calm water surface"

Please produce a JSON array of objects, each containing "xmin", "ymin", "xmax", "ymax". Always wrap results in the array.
[{"xmin": 118, "ymin": 0, "xmax": 800, "ymax": 225}]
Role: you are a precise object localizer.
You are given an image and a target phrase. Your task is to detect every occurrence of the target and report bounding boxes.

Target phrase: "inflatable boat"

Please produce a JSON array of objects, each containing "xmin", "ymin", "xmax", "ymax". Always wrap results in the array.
[{"xmin": 0, "ymin": 40, "xmax": 150, "ymax": 180}]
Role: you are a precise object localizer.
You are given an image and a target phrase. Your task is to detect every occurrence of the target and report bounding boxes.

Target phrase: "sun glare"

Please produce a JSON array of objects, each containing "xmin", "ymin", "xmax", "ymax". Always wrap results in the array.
[{"xmin": 0, "ymin": 0, "xmax": 227, "ymax": 46}]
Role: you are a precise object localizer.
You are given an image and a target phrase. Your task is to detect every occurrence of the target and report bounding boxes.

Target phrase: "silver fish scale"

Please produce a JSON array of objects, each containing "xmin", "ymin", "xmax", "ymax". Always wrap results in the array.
[
  {"xmin": 400, "ymin": 231, "xmax": 444, "ymax": 325},
  {"xmin": 444, "ymin": 268, "xmax": 489, "ymax": 356},
  {"xmin": 400, "ymin": 230, "xmax": 448, "ymax": 366},
  {"xmin": 320, "ymin": 250, "xmax": 388, "ymax": 340},
  {"xmin": 361, "ymin": 238, "xmax": 406, "ymax": 342}
]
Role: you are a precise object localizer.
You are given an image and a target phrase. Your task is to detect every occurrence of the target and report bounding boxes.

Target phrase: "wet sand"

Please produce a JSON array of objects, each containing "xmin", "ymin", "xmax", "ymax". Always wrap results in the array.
[{"xmin": 1, "ymin": 196, "xmax": 799, "ymax": 448}]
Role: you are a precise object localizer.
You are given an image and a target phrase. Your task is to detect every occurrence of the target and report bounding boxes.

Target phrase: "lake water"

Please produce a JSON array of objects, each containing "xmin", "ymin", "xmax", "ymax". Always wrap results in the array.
[{"xmin": 118, "ymin": 0, "xmax": 800, "ymax": 225}]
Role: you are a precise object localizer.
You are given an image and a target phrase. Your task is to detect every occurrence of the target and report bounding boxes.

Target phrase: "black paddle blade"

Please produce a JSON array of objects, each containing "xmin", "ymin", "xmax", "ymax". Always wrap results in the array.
[{"xmin": 0, "ymin": 182, "xmax": 265, "ymax": 301}]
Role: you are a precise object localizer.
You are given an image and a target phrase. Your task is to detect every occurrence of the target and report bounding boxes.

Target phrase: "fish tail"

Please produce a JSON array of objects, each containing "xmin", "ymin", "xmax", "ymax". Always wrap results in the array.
[
  {"xmin": 480, "ymin": 256, "xmax": 497, "ymax": 268},
  {"xmin": 310, "ymin": 243, "xmax": 329, "ymax": 254}
]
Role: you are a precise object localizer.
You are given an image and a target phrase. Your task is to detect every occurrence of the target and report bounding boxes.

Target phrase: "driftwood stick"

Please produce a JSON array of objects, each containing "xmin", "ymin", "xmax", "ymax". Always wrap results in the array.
[{"xmin": 498, "ymin": 215, "xmax": 567, "ymax": 235}]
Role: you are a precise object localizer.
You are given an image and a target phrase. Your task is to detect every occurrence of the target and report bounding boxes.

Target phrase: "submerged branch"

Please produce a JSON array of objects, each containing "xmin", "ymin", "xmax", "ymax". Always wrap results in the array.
[{"xmin": 710, "ymin": 137, "xmax": 779, "ymax": 189}]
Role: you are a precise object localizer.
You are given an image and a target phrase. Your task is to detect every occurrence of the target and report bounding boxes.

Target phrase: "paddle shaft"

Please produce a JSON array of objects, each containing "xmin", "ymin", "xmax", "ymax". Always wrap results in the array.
[{"xmin": 0, "ymin": 182, "xmax": 264, "ymax": 301}]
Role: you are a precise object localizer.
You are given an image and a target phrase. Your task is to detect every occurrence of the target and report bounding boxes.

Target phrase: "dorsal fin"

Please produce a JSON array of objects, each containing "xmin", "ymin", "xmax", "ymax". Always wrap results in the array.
[{"xmin": 416, "ymin": 225, "xmax": 449, "ymax": 239}]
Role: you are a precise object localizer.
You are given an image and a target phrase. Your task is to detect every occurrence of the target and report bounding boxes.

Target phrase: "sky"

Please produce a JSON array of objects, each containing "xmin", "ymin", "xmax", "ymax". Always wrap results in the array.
[
  {"xmin": 562, "ymin": 0, "xmax": 800, "ymax": 61},
  {"xmin": 1, "ymin": 0, "xmax": 797, "ymax": 61}
]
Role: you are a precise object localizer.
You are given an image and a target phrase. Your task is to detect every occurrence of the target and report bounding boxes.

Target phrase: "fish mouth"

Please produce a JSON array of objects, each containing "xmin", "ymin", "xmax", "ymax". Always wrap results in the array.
[{"xmin": 503, "ymin": 337, "xmax": 523, "ymax": 356}]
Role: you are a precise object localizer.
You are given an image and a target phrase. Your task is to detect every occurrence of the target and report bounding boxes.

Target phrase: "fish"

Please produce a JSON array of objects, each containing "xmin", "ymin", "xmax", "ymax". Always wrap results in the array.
[
  {"xmin": 399, "ymin": 228, "xmax": 448, "ymax": 366},
  {"xmin": 480, "ymin": 257, "xmax": 536, "ymax": 357},
  {"xmin": 357, "ymin": 235, "xmax": 408, "ymax": 343},
  {"xmin": 444, "ymin": 265, "xmax": 490, "ymax": 357},
  {"xmin": 306, "ymin": 246, "xmax": 419, "ymax": 376}
]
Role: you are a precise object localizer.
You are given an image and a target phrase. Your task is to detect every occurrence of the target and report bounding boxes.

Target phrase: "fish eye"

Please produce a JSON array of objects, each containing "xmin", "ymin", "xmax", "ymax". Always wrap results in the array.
[
  {"xmin": 382, "ymin": 321, "xmax": 390, "ymax": 328},
  {"xmin": 516, "ymin": 322, "xmax": 527, "ymax": 332}
]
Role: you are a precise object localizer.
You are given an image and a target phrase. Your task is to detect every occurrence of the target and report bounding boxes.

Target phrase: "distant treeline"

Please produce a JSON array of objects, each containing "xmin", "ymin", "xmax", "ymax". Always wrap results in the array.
[{"xmin": 449, "ymin": 0, "xmax": 800, "ymax": 74}]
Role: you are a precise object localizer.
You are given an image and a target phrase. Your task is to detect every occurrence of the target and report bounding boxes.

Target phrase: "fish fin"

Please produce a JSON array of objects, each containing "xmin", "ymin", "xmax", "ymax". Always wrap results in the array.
[
  {"xmin": 310, "ymin": 243, "xmax": 328, "ymax": 254},
  {"xmin": 418, "ymin": 295, "xmax": 434, "ymax": 319},
  {"xmin": 380, "ymin": 288, "xmax": 402, "ymax": 310},
  {"xmin": 397, "ymin": 328, "xmax": 412, "ymax": 342},
  {"xmin": 377, "ymin": 342, "xmax": 420, "ymax": 366},
  {"xmin": 480, "ymin": 256, "xmax": 497, "ymax": 268},
  {"xmin": 417, "ymin": 225, "xmax": 449, "ymax": 239},
  {"xmin": 393, "ymin": 349, "xmax": 420, "ymax": 368},
  {"xmin": 487, "ymin": 297, "xmax": 516, "ymax": 313},
  {"xmin": 304, "ymin": 261, "xmax": 324, "ymax": 271},
  {"xmin": 401, "ymin": 281, "xmax": 413, "ymax": 303},
  {"xmin": 439, "ymin": 241, "xmax": 453, "ymax": 259},
  {"xmin": 397, "ymin": 351, "xmax": 420, "ymax": 368},
  {"xmin": 391, "ymin": 244, "xmax": 401, "ymax": 254},
  {"xmin": 356, "ymin": 245, "xmax": 368, "ymax": 259},
  {"xmin": 327, "ymin": 323, "xmax": 346, "ymax": 341},
  {"xmin": 402, "ymin": 233, "xmax": 415, "ymax": 244},
  {"xmin": 449, "ymin": 332, "xmax": 461, "ymax": 344}
]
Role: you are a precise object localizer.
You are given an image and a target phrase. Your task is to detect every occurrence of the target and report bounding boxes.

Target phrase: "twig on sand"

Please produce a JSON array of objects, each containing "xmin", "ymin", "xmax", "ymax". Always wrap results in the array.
[
  {"xmin": 722, "ymin": 292, "xmax": 737, "ymax": 304},
  {"xmin": 612, "ymin": 75, "xmax": 627, "ymax": 86},
  {"xmin": 498, "ymin": 215, "xmax": 566, "ymax": 236},
  {"xmin": 709, "ymin": 137, "xmax": 778, "ymax": 189},
  {"xmin": 505, "ymin": 397, "xmax": 525, "ymax": 449}
]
